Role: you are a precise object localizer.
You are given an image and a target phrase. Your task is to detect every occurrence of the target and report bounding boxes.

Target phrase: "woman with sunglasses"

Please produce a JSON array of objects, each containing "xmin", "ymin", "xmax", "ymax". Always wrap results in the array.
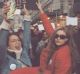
[
  {"xmin": 36, "ymin": 2, "xmax": 76, "ymax": 74},
  {"xmin": 39, "ymin": 27, "xmax": 73, "ymax": 74}
]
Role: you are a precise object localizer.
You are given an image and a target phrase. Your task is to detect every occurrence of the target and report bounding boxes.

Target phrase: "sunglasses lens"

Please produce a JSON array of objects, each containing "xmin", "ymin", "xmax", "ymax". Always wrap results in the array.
[
  {"xmin": 60, "ymin": 35, "xmax": 66, "ymax": 39},
  {"xmin": 55, "ymin": 34, "xmax": 67, "ymax": 39}
]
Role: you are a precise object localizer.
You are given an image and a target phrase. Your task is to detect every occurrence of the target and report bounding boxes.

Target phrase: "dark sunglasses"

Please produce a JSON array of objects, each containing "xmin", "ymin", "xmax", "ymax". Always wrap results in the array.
[{"xmin": 55, "ymin": 34, "xmax": 67, "ymax": 39}]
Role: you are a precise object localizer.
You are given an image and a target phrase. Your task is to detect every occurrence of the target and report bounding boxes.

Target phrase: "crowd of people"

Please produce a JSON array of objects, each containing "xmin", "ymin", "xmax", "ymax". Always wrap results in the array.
[{"xmin": 0, "ymin": 1, "xmax": 80, "ymax": 74}]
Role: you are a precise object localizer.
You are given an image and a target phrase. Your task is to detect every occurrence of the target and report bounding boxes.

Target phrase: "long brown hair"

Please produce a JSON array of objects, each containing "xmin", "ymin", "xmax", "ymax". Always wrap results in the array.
[
  {"xmin": 46, "ymin": 27, "xmax": 70, "ymax": 64},
  {"xmin": 47, "ymin": 25, "xmax": 80, "ymax": 72}
]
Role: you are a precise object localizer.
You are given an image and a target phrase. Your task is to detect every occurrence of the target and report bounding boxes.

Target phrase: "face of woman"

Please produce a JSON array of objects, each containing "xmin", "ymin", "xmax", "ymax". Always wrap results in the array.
[
  {"xmin": 55, "ymin": 30, "xmax": 68, "ymax": 46},
  {"xmin": 8, "ymin": 35, "xmax": 22, "ymax": 50}
]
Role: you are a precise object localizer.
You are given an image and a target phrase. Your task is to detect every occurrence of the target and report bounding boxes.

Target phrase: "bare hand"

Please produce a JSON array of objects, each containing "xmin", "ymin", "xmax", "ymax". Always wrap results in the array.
[
  {"xmin": 36, "ymin": 1, "xmax": 44, "ymax": 13},
  {"xmin": 21, "ymin": 4, "xmax": 30, "ymax": 16},
  {"xmin": 2, "ymin": 2, "xmax": 10, "ymax": 20}
]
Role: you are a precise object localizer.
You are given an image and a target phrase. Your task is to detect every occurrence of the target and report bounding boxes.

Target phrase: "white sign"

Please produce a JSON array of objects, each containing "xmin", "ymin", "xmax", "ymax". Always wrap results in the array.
[
  {"xmin": 38, "ymin": 24, "xmax": 44, "ymax": 31},
  {"xmin": 66, "ymin": 16, "xmax": 78, "ymax": 26},
  {"xmin": 51, "ymin": 23, "xmax": 56, "ymax": 29}
]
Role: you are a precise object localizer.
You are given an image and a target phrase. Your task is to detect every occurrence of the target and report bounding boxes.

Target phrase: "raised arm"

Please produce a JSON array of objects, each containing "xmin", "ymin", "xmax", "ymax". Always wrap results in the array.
[
  {"xmin": 0, "ymin": 3, "xmax": 10, "ymax": 73},
  {"xmin": 22, "ymin": 4, "xmax": 31, "ymax": 52},
  {"xmin": 36, "ymin": 1, "xmax": 54, "ymax": 36},
  {"xmin": 0, "ymin": 1, "xmax": 10, "ymax": 51},
  {"xmin": 22, "ymin": 5, "xmax": 32, "ymax": 66}
]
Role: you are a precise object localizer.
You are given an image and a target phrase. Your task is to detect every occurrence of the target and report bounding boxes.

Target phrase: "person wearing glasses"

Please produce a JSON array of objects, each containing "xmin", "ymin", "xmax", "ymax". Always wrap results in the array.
[
  {"xmin": 39, "ymin": 27, "xmax": 73, "ymax": 74},
  {"xmin": 36, "ymin": 2, "xmax": 80, "ymax": 74}
]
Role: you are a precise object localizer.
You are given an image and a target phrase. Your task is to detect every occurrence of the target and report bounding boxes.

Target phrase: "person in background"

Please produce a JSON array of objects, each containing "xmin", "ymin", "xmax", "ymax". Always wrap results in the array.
[
  {"xmin": 73, "ymin": 22, "xmax": 80, "ymax": 74},
  {"xmin": 31, "ymin": 25, "xmax": 42, "ymax": 66},
  {"xmin": 36, "ymin": 31, "xmax": 49, "ymax": 66},
  {"xmin": 0, "ymin": 3, "xmax": 32, "ymax": 74}
]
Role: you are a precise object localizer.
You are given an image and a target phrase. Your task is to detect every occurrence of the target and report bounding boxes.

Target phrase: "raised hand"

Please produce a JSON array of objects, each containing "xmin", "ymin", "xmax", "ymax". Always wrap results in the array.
[
  {"xmin": 21, "ymin": 4, "xmax": 30, "ymax": 16},
  {"xmin": 36, "ymin": 0, "xmax": 44, "ymax": 13},
  {"xmin": 2, "ymin": 2, "xmax": 10, "ymax": 20},
  {"xmin": 3, "ymin": 2, "xmax": 10, "ymax": 14}
]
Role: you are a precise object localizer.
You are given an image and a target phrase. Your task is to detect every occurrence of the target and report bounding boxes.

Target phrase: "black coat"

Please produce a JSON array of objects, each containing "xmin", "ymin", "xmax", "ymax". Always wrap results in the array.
[{"xmin": 73, "ymin": 29, "xmax": 80, "ymax": 74}]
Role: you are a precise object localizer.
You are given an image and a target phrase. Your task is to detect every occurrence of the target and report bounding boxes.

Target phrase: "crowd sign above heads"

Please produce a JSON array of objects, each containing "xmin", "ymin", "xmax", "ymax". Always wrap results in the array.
[{"xmin": 66, "ymin": 16, "xmax": 78, "ymax": 26}]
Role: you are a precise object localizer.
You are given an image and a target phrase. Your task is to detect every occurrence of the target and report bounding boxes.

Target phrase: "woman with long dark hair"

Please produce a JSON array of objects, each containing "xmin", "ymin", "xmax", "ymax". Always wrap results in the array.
[{"xmin": 39, "ymin": 26, "xmax": 78, "ymax": 74}]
